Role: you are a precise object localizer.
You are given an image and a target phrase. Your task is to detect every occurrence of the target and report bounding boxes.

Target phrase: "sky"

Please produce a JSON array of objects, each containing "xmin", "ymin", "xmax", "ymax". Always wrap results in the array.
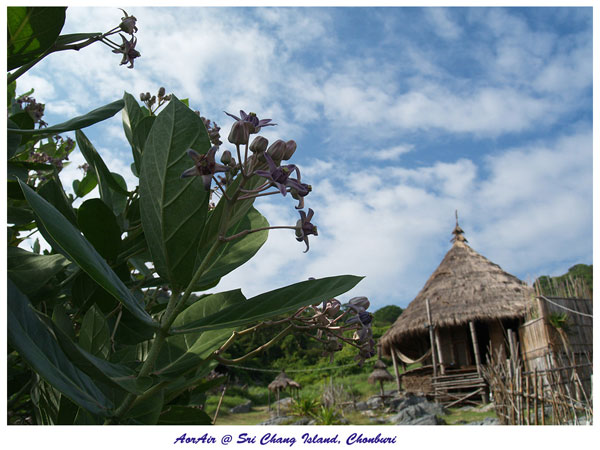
[{"xmin": 16, "ymin": 4, "xmax": 594, "ymax": 311}]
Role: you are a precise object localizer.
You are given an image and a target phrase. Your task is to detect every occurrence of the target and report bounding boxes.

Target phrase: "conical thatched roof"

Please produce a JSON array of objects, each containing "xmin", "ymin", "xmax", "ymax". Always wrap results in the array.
[
  {"xmin": 268, "ymin": 371, "xmax": 294, "ymax": 391},
  {"xmin": 368, "ymin": 360, "xmax": 394, "ymax": 383},
  {"xmin": 381, "ymin": 225, "xmax": 533, "ymax": 355}
]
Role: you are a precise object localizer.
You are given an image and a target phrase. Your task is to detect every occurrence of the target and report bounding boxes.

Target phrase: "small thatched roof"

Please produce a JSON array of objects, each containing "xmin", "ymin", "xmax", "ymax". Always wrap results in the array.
[
  {"xmin": 368, "ymin": 360, "xmax": 394, "ymax": 384},
  {"xmin": 381, "ymin": 222, "xmax": 533, "ymax": 356},
  {"xmin": 268, "ymin": 371, "xmax": 295, "ymax": 391}
]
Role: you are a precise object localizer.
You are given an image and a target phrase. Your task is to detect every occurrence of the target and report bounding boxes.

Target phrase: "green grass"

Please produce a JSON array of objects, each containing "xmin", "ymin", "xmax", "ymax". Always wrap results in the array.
[{"xmin": 443, "ymin": 407, "xmax": 498, "ymax": 425}]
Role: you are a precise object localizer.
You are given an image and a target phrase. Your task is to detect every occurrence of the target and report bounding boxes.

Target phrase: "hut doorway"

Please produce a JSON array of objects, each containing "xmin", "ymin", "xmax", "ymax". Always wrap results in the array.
[{"xmin": 473, "ymin": 321, "xmax": 490, "ymax": 367}]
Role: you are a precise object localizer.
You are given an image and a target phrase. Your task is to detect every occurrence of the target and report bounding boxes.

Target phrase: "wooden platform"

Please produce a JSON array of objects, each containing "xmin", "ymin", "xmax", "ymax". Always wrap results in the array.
[{"xmin": 432, "ymin": 368, "xmax": 488, "ymax": 407}]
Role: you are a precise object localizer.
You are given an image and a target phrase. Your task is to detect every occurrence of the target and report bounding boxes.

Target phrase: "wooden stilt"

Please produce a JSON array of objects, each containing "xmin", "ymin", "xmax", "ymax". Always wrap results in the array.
[
  {"xmin": 469, "ymin": 321, "xmax": 487, "ymax": 403},
  {"xmin": 426, "ymin": 298, "xmax": 439, "ymax": 380},
  {"xmin": 391, "ymin": 348, "xmax": 402, "ymax": 392},
  {"xmin": 434, "ymin": 327, "xmax": 445, "ymax": 375}
]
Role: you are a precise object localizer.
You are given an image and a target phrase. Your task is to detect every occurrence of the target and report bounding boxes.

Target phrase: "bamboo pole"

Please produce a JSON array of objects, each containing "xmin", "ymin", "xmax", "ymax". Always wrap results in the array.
[
  {"xmin": 434, "ymin": 327, "xmax": 445, "ymax": 375},
  {"xmin": 426, "ymin": 298, "xmax": 439, "ymax": 380},
  {"xmin": 390, "ymin": 349, "xmax": 402, "ymax": 392},
  {"xmin": 534, "ymin": 369, "xmax": 538, "ymax": 425},
  {"xmin": 469, "ymin": 321, "xmax": 487, "ymax": 403},
  {"xmin": 525, "ymin": 373, "xmax": 530, "ymax": 425}
]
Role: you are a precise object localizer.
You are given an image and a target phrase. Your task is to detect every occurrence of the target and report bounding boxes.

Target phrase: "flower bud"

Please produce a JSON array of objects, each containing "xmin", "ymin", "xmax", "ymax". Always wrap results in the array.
[
  {"xmin": 228, "ymin": 120, "xmax": 250, "ymax": 145},
  {"xmin": 282, "ymin": 140, "xmax": 297, "ymax": 160},
  {"xmin": 349, "ymin": 296, "xmax": 370, "ymax": 311},
  {"xmin": 158, "ymin": 87, "xmax": 166, "ymax": 98},
  {"xmin": 249, "ymin": 135, "xmax": 268, "ymax": 153},
  {"xmin": 267, "ymin": 139, "xmax": 286, "ymax": 162},
  {"xmin": 220, "ymin": 150, "xmax": 232, "ymax": 165},
  {"xmin": 119, "ymin": 14, "xmax": 138, "ymax": 34}
]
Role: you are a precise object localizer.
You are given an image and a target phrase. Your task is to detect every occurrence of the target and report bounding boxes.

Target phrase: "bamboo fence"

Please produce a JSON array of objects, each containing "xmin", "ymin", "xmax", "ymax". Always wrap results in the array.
[{"xmin": 483, "ymin": 349, "xmax": 592, "ymax": 425}]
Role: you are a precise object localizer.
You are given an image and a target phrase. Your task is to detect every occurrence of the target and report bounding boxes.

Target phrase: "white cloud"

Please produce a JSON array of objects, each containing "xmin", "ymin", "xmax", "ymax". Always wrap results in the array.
[
  {"xmin": 425, "ymin": 8, "xmax": 462, "ymax": 40},
  {"xmin": 371, "ymin": 145, "xmax": 413, "ymax": 161},
  {"xmin": 214, "ymin": 129, "xmax": 591, "ymax": 309}
]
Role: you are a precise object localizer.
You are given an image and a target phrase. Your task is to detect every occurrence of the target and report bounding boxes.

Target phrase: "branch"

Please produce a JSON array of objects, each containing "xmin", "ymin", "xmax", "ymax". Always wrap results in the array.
[{"xmin": 213, "ymin": 325, "xmax": 294, "ymax": 364}]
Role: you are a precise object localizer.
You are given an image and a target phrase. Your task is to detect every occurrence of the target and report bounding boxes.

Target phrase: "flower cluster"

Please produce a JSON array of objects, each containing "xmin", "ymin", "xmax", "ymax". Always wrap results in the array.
[
  {"xmin": 181, "ymin": 109, "xmax": 319, "ymax": 253},
  {"xmin": 88, "ymin": 9, "xmax": 141, "ymax": 69},
  {"xmin": 140, "ymin": 87, "xmax": 171, "ymax": 115},
  {"xmin": 17, "ymin": 95, "xmax": 46, "ymax": 127},
  {"xmin": 295, "ymin": 295, "xmax": 374, "ymax": 366}
]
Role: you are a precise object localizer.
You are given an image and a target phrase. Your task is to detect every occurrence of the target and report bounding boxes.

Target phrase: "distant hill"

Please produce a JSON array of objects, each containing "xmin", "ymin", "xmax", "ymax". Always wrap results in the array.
[
  {"xmin": 534, "ymin": 264, "xmax": 592, "ymax": 298},
  {"xmin": 372, "ymin": 304, "xmax": 403, "ymax": 326}
]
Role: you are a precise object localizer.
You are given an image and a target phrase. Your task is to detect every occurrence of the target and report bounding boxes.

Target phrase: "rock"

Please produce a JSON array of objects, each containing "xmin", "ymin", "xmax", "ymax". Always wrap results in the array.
[
  {"xmin": 355, "ymin": 401, "xmax": 369, "ymax": 411},
  {"xmin": 388, "ymin": 394, "xmax": 428, "ymax": 412},
  {"xmin": 366, "ymin": 396, "xmax": 384, "ymax": 409},
  {"xmin": 272, "ymin": 397, "xmax": 294, "ymax": 410},
  {"xmin": 390, "ymin": 400, "xmax": 447, "ymax": 425},
  {"xmin": 260, "ymin": 415, "xmax": 295, "ymax": 425},
  {"xmin": 229, "ymin": 400, "xmax": 252, "ymax": 414},
  {"xmin": 466, "ymin": 417, "xmax": 500, "ymax": 425},
  {"xmin": 292, "ymin": 417, "xmax": 312, "ymax": 425},
  {"xmin": 410, "ymin": 414, "xmax": 446, "ymax": 425},
  {"xmin": 339, "ymin": 417, "xmax": 350, "ymax": 425}
]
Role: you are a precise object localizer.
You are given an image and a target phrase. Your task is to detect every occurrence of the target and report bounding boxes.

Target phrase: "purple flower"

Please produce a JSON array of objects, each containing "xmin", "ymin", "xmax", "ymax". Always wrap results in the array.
[
  {"xmin": 295, "ymin": 208, "xmax": 318, "ymax": 253},
  {"xmin": 254, "ymin": 151, "xmax": 309, "ymax": 199},
  {"xmin": 118, "ymin": 9, "xmax": 138, "ymax": 34},
  {"xmin": 180, "ymin": 146, "xmax": 230, "ymax": 190},
  {"xmin": 112, "ymin": 34, "xmax": 140, "ymax": 68},
  {"xmin": 224, "ymin": 110, "xmax": 276, "ymax": 134}
]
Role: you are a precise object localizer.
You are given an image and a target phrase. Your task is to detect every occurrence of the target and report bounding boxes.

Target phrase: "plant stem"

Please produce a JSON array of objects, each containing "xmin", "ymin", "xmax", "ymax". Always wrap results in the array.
[{"xmin": 213, "ymin": 325, "xmax": 294, "ymax": 364}]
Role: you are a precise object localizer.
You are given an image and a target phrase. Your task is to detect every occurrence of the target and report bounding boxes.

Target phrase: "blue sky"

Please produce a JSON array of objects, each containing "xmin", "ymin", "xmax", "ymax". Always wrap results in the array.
[{"xmin": 18, "ymin": 5, "xmax": 593, "ymax": 310}]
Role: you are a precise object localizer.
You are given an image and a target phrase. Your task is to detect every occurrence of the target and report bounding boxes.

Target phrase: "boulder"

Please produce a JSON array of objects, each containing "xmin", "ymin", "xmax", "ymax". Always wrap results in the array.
[
  {"xmin": 366, "ymin": 396, "xmax": 384, "ymax": 410},
  {"xmin": 355, "ymin": 401, "xmax": 369, "ymax": 411},
  {"xmin": 293, "ymin": 417, "xmax": 312, "ymax": 425},
  {"xmin": 390, "ymin": 400, "xmax": 447, "ymax": 425},
  {"xmin": 260, "ymin": 415, "xmax": 295, "ymax": 425},
  {"xmin": 229, "ymin": 400, "xmax": 252, "ymax": 414}
]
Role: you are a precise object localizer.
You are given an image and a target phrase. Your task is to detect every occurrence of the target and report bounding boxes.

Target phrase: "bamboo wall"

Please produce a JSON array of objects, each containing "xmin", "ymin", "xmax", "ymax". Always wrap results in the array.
[{"xmin": 519, "ymin": 296, "xmax": 593, "ymax": 397}]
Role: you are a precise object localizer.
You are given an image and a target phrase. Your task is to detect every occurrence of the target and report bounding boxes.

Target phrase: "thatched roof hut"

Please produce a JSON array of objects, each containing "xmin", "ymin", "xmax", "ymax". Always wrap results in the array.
[
  {"xmin": 381, "ymin": 220, "xmax": 532, "ymax": 359},
  {"xmin": 380, "ymin": 217, "xmax": 533, "ymax": 404}
]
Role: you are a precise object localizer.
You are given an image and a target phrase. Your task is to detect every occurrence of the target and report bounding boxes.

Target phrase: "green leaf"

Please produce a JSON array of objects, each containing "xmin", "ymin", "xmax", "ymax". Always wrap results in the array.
[
  {"xmin": 158, "ymin": 406, "xmax": 212, "ymax": 425},
  {"xmin": 139, "ymin": 96, "xmax": 211, "ymax": 290},
  {"xmin": 77, "ymin": 199, "xmax": 121, "ymax": 262},
  {"xmin": 7, "ymin": 246, "xmax": 70, "ymax": 296},
  {"xmin": 79, "ymin": 305, "xmax": 111, "ymax": 359},
  {"xmin": 195, "ymin": 173, "xmax": 264, "ymax": 265},
  {"xmin": 9, "ymin": 110, "xmax": 35, "ymax": 131},
  {"xmin": 122, "ymin": 91, "xmax": 144, "ymax": 148},
  {"xmin": 124, "ymin": 389, "xmax": 164, "ymax": 424},
  {"xmin": 8, "ymin": 205, "xmax": 35, "ymax": 225},
  {"xmin": 8, "ymin": 119, "xmax": 23, "ymax": 158},
  {"xmin": 7, "ymin": 7, "xmax": 66, "ymax": 70},
  {"xmin": 52, "ymin": 303, "xmax": 75, "ymax": 341},
  {"xmin": 155, "ymin": 290, "xmax": 245, "ymax": 376},
  {"xmin": 75, "ymin": 130, "xmax": 128, "ymax": 216},
  {"xmin": 193, "ymin": 206, "xmax": 269, "ymax": 288},
  {"xmin": 38, "ymin": 176, "xmax": 77, "ymax": 226},
  {"xmin": 131, "ymin": 115, "xmax": 156, "ymax": 175},
  {"xmin": 72, "ymin": 172, "xmax": 97, "ymax": 198},
  {"xmin": 8, "ymin": 99, "xmax": 124, "ymax": 136},
  {"xmin": 172, "ymin": 275, "xmax": 364, "ymax": 334},
  {"xmin": 8, "ymin": 279, "xmax": 113, "ymax": 417},
  {"xmin": 44, "ymin": 314, "xmax": 153, "ymax": 395},
  {"xmin": 18, "ymin": 179, "xmax": 156, "ymax": 328}
]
